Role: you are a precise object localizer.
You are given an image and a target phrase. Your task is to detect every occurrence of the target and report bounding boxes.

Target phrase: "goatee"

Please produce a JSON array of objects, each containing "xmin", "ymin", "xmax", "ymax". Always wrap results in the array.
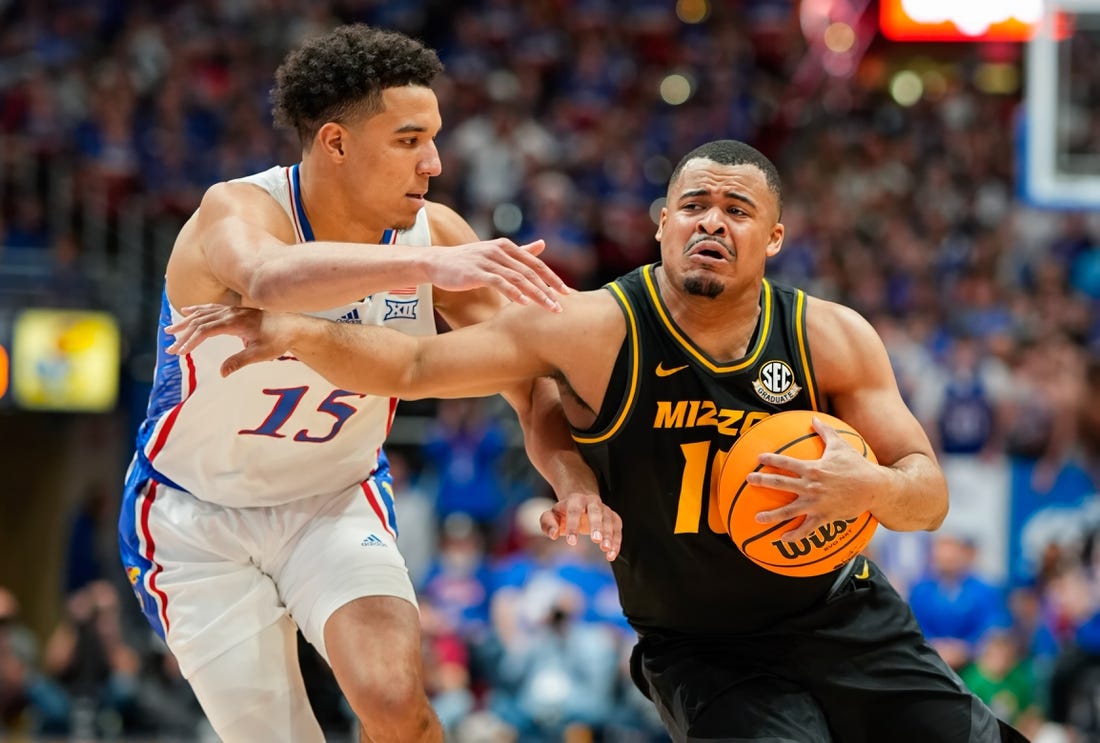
[{"xmin": 684, "ymin": 275, "xmax": 724, "ymax": 298}]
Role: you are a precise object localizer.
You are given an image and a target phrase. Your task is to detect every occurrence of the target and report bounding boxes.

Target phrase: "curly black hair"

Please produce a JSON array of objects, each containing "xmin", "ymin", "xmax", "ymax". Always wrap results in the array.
[
  {"xmin": 271, "ymin": 24, "xmax": 443, "ymax": 147},
  {"xmin": 669, "ymin": 139, "xmax": 784, "ymax": 218}
]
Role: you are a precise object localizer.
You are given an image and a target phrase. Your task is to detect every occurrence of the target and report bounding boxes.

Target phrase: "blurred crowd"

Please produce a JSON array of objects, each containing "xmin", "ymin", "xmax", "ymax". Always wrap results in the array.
[{"xmin": 2, "ymin": 0, "xmax": 1100, "ymax": 741}]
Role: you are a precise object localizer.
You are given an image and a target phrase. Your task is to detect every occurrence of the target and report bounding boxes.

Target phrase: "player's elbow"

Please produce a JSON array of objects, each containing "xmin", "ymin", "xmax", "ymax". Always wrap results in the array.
[
  {"xmin": 924, "ymin": 476, "xmax": 950, "ymax": 531},
  {"xmin": 245, "ymin": 267, "xmax": 290, "ymax": 310}
]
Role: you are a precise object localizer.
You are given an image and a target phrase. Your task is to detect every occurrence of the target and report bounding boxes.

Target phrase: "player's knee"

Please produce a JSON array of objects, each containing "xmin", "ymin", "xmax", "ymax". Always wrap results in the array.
[{"xmin": 344, "ymin": 671, "xmax": 435, "ymax": 736}]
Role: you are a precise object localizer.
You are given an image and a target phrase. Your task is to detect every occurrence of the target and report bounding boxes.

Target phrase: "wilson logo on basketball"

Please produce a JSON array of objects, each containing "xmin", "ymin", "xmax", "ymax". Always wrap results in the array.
[
  {"xmin": 770, "ymin": 519, "xmax": 861, "ymax": 560},
  {"xmin": 752, "ymin": 360, "xmax": 801, "ymax": 404}
]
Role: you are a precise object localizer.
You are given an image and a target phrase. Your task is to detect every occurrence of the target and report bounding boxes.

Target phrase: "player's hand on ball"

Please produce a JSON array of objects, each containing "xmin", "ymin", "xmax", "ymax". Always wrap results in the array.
[{"xmin": 539, "ymin": 492, "xmax": 622, "ymax": 561}]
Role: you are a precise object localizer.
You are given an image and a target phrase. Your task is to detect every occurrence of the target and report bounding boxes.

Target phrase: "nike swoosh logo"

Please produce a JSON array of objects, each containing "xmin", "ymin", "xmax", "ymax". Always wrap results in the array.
[
  {"xmin": 655, "ymin": 363, "xmax": 689, "ymax": 377},
  {"xmin": 854, "ymin": 559, "xmax": 870, "ymax": 580}
]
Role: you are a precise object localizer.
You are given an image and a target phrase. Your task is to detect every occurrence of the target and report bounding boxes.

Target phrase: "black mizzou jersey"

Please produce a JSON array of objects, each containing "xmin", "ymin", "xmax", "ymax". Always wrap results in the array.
[{"xmin": 572, "ymin": 263, "xmax": 841, "ymax": 636}]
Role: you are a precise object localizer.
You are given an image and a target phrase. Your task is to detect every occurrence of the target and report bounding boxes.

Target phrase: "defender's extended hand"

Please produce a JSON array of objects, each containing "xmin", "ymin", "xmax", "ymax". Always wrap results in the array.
[
  {"xmin": 166, "ymin": 305, "xmax": 297, "ymax": 377},
  {"xmin": 425, "ymin": 239, "xmax": 569, "ymax": 311},
  {"xmin": 747, "ymin": 416, "xmax": 879, "ymax": 542},
  {"xmin": 538, "ymin": 492, "xmax": 623, "ymax": 561}
]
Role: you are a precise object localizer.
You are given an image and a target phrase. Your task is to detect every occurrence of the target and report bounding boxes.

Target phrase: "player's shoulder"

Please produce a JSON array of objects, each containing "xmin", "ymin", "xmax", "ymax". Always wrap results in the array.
[
  {"xmin": 195, "ymin": 176, "xmax": 289, "ymax": 233},
  {"xmin": 424, "ymin": 200, "xmax": 477, "ymax": 245},
  {"xmin": 555, "ymin": 287, "xmax": 622, "ymax": 326},
  {"xmin": 804, "ymin": 294, "xmax": 875, "ymax": 337},
  {"xmin": 803, "ymin": 293, "xmax": 891, "ymax": 379}
]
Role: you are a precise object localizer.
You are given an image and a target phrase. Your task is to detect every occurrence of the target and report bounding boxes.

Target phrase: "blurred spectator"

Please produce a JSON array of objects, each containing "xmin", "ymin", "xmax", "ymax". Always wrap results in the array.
[
  {"xmin": 961, "ymin": 628, "xmax": 1043, "ymax": 735},
  {"xmin": 909, "ymin": 532, "xmax": 1011, "ymax": 669},
  {"xmin": 514, "ymin": 171, "xmax": 597, "ymax": 290},
  {"xmin": 420, "ymin": 595, "xmax": 476, "ymax": 736},
  {"xmin": 418, "ymin": 512, "xmax": 494, "ymax": 645},
  {"xmin": 391, "ymin": 447, "xmax": 439, "ymax": 587},
  {"xmin": 423, "ymin": 398, "xmax": 511, "ymax": 527},
  {"xmin": 42, "ymin": 580, "xmax": 142, "ymax": 739},
  {"xmin": 488, "ymin": 582, "xmax": 620, "ymax": 741},
  {"xmin": 0, "ymin": 587, "xmax": 69, "ymax": 736}
]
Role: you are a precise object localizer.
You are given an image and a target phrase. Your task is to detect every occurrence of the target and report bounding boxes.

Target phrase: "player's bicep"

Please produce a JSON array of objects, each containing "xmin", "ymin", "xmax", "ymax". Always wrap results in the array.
[
  {"xmin": 809, "ymin": 300, "xmax": 936, "ymax": 467},
  {"xmin": 194, "ymin": 183, "xmax": 296, "ymax": 300}
]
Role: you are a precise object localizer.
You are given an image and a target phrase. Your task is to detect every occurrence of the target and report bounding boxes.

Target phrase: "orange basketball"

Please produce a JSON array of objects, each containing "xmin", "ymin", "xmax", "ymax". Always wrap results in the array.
[{"xmin": 718, "ymin": 410, "xmax": 878, "ymax": 577}]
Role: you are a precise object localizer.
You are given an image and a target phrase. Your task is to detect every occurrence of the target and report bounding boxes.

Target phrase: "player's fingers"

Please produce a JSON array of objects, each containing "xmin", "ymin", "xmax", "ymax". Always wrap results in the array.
[
  {"xmin": 481, "ymin": 273, "xmax": 532, "ymax": 306},
  {"xmin": 812, "ymin": 416, "xmax": 842, "ymax": 443},
  {"xmin": 755, "ymin": 453, "xmax": 804, "ymax": 475},
  {"xmin": 745, "ymin": 469, "xmax": 800, "ymax": 492},
  {"xmin": 512, "ymin": 240, "xmax": 571, "ymax": 294},
  {"xmin": 755, "ymin": 503, "xmax": 803, "ymax": 524},
  {"xmin": 516, "ymin": 239, "xmax": 546, "ymax": 256},
  {"xmin": 490, "ymin": 260, "xmax": 562, "ymax": 312},
  {"xmin": 539, "ymin": 510, "xmax": 561, "ymax": 540},
  {"xmin": 562, "ymin": 499, "xmax": 585, "ymax": 546},
  {"xmin": 166, "ymin": 319, "xmax": 217, "ymax": 355},
  {"xmin": 599, "ymin": 506, "xmax": 622, "ymax": 561},
  {"xmin": 777, "ymin": 518, "xmax": 820, "ymax": 543},
  {"xmin": 220, "ymin": 342, "xmax": 276, "ymax": 377},
  {"xmin": 586, "ymin": 501, "xmax": 605, "ymax": 544}
]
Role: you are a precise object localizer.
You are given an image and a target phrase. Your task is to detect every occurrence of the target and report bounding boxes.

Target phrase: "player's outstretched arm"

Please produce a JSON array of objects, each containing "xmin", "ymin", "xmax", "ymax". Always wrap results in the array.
[
  {"xmin": 166, "ymin": 300, "xmax": 560, "ymax": 400},
  {"xmin": 426, "ymin": 208, "xmax": 621, "ymax": 561},
  {"xmin": 187, "ymin": 183, "xmax": 569, "ymax": 312}
]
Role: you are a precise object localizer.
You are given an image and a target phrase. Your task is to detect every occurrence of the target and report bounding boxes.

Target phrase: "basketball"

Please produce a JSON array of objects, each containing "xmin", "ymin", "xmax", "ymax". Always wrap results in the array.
[{"xmin": 718, "ymin": 410, "xmax": 878, "ymax": 577}]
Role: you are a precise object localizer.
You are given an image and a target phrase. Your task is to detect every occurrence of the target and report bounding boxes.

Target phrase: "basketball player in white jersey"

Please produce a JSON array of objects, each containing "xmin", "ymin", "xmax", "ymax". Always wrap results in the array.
[{"xmin": 119, "ymin": 25, "xmax": 618, "ymax": 743}]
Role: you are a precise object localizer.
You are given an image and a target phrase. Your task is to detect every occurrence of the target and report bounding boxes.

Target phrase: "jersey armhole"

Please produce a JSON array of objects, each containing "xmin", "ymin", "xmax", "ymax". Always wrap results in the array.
[{"xmin": 571, "ymin": 283, "xmax": 639, "ymax": 444}]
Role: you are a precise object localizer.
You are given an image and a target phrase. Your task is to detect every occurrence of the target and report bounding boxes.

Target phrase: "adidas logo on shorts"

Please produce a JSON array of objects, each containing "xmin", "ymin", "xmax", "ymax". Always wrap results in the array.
[
  {"xmin": 338, "ymin": 308, "xmax": 361, "ymax": 324},
  {"xmin": 360, "ymin": 534, "xmax": 385, "ymax": 547}
]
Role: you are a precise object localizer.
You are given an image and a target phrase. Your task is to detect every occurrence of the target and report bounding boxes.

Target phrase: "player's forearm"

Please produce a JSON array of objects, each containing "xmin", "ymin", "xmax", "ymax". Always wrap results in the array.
[
  {"xmin": 869, "ymin": 453, "xmax": 949, "ymax": 532},
  {"xmin": 507, "ymin": 378, "xmax": 600, "ymax": 500},
  {"xmin": 206, "ymin": 217, "xmax": 433, "ymax": 311},
  {"xmin": 280, "ymin": 314, "xmax": 421, "ymax": 395},
  {"xmin": 245, "ymin": 243, "xmax": 434, "ymax": 312}
]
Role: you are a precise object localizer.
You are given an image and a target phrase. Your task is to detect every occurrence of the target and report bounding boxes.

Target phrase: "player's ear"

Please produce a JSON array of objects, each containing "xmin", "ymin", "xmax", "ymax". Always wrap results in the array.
[
  {"xmin": 654, "ymin": 207, "xmax": 668, "ymax": 241},
  {"xmin": 317, "ymin": 122, "xmax": 346, "ymax": 160},
  {"xmin": 766, "ymin": 222, "xmax": 784, "ymax": 258}
]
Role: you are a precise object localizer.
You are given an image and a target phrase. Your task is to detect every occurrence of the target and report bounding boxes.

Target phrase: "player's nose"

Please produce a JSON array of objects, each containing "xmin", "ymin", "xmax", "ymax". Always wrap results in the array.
[
  {"xmin": 418, "ymin": 141, "xmax": 442, "ymax": 177},
  {"xmin": 697, "ymin": 207, "xmax": 726, "ymax": 234}
]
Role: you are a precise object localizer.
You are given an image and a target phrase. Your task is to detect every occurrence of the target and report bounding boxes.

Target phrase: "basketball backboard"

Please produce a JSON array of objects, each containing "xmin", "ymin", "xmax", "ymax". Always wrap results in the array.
[{"xmin": 1021, "ymin": 0, "xmax": 1100, "ymax": 209}]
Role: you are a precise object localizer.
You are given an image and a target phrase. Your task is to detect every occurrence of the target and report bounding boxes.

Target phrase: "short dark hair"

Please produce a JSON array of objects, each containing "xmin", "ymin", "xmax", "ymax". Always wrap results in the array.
[
  {"xmin": 669, "ymin": 139, "xmax": 784, "ymax": 217},
  {"xmin": 271, "ymin": 24, "xmax": 444, "ymax": 146}
]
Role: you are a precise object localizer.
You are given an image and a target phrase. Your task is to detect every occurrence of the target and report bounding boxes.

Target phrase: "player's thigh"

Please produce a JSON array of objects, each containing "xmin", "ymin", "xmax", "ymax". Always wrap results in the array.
[
  {"xmin": 274, "ymin": 479, "xmax": 417, "ymax": 665},
  {"xmin": 324, "ymin": 593, "xmax": 427, "ymax": 705},
  {"xmin": 119, "ymin": 480, "xmax": 286, "ymax": 678},
  {"xmin": 633, "ymin": 642, "xmax": 830, "ymax": 743},
  {"xmin": 803, "ymin": 561, "xmax": 1004, "ymax": 742},
  {"xmin": 187, "ymin": 614, "xmax": 324, "ymax": 743}
]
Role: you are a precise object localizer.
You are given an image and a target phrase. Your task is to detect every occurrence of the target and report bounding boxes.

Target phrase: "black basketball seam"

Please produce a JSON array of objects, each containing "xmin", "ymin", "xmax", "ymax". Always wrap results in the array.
[{"xmin": 724, "ymin": 421, "xmax": 872, "ymax": 570}]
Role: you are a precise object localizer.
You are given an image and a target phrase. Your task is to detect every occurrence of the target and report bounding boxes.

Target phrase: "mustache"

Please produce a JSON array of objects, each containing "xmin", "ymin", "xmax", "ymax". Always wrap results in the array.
[{"xmin": 684, "ymin": 235, "xmax": 733, "ymax": 258}]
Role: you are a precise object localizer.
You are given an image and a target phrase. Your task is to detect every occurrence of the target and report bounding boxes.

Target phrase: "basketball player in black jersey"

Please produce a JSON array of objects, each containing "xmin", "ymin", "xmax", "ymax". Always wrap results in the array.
[{"xmin": 169, "ymin": 139, "xmax": 1027, "ymax": 742}]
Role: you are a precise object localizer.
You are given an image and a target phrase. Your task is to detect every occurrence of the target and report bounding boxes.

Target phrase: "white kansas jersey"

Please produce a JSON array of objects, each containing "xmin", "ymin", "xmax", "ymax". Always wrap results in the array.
[{"xmin": 132, "ymin": 164, "xmax": 436, "ymax": 507}]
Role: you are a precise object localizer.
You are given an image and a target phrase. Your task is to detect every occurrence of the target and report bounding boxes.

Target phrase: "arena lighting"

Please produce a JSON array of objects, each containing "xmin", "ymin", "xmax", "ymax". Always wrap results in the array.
[
  {"xmin": 880, "ymin": 0, "xmax": 1042, "ymax": 41},
  {"xmin": 0, "ymin": 343, "xmax": 8, "ymax": 401}
]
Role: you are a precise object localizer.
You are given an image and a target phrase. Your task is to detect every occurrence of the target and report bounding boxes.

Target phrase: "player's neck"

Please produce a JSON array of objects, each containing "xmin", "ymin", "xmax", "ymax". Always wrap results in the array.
[
  {"xmin": 655, "ymin": 265, "xmax": 762, "ymax": 363},
  {"xmin": 297, "ymin": 161, "xmax": 388, "ymax": 244}
]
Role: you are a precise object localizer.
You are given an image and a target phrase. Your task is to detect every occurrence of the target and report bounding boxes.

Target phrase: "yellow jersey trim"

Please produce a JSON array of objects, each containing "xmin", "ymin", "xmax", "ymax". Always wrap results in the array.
[
  {"xmin": 642, "ymin": 264, "xmax": 772, "ymax": 373},
  {"xmin": 572, "ymin": 281, "xmax": 640, "ymax": 444},
  {"xmin": 794, "ymin": 289, "xmax": 819, "ymax": 411}
]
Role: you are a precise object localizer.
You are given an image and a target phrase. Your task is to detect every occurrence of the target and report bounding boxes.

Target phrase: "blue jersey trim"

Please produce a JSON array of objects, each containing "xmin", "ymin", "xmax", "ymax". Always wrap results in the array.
[{"xmin": 290, "ymin": 163, "xmax": 315, "ymax": 241}]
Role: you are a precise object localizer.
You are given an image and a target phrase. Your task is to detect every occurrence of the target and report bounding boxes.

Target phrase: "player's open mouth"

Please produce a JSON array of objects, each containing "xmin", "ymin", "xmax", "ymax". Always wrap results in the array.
[
  {"xmin": 686, "ymin": 240, "xmax": 731, "ymax": 261},
  {"xmin": 406, "ymin": 192, "xmax": 426, "ymax": 203}
]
